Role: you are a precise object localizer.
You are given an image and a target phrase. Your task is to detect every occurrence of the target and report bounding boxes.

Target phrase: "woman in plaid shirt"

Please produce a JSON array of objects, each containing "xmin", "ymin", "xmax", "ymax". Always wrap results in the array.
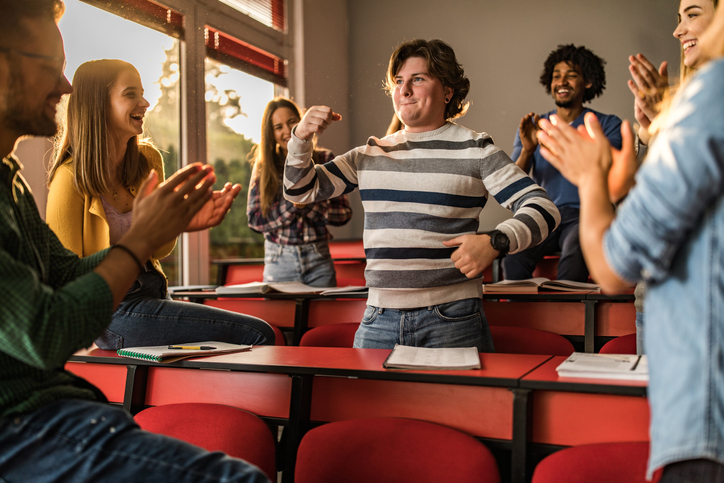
[{"xmin": 247, "ymin": 97, "xmax": 352, "ymax": 287}]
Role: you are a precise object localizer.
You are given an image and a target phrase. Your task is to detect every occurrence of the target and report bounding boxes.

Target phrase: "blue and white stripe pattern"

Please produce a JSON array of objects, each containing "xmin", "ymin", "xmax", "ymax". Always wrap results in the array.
[{"xmin": 285, "ymin": 122, "xmax": 560, "ymax": 308}]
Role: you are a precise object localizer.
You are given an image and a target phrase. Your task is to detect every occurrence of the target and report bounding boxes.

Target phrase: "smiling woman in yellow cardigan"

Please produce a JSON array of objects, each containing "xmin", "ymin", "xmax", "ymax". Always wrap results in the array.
[
  {"xmin": 48, "ymin": 144, "xmax": 174, "ymax": 279},
  {"xmin": 47, "ymin": 59, "xmax": 274, "ymax": 349}
]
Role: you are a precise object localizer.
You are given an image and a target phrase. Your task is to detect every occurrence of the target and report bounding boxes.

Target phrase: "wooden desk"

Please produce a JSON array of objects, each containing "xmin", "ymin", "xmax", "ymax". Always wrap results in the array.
[
  {"xmin": 67, "ymin": 347, "xmax": 550, "ymax": 483},
  {"xmin": 173, "ymin": 289, "xmax": 635, "ymax": 351},
  {"xmin": 173, "ymin": 291, "xmax": 367, "ymax": 346},
  {"xmin": 484, "ymin": 291, "xmax": 635, "ymax": 353},
  {"xmin": 213, "ymin": 257, "xmax": 367, "ymax": 286},
  {"xmin": 516, "ymin": 356, "xmax": 649, "ymax": 483}
]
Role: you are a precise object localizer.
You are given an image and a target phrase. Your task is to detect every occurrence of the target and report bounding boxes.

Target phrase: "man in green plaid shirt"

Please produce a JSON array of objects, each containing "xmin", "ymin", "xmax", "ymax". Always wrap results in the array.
[{"xmin": 0, "ymin": 1, "xmax": 269, "ymax": 481}]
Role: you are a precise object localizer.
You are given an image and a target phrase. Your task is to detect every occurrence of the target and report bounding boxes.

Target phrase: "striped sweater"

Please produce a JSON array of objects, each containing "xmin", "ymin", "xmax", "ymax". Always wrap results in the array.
[{"xmin": 284, "ymin": 122, "xmax": 560, "ymax": 308}]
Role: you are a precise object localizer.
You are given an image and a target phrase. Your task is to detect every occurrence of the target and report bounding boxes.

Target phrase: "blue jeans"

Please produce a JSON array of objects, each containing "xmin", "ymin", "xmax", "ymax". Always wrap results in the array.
[
  {"xmin": 353, "ymin": 297, "xmax": 494, "ymax": 352},
  {"xmin": 0, "ymin": 399, "xmax": 269, "ymax": 483},
  {"xmin": 502, "ymin": 206, "xmax": 589, "ymax": 282},
  {"xmin": 636, "ymin": 310, "xmax": 644, "ymax": 355},
  {"xmin": 95, "ymin": 270, "xmax": 275, "ymax": 350},
  {"xmin": 263, "ymin": 240, "xmax": 336, "ymax": 287}
]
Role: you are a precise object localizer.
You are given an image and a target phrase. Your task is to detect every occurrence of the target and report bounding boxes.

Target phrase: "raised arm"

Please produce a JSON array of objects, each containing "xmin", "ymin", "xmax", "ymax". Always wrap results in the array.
[
  {"xmin": 627, "ymin": 53, "xmax": 669, "ymax": 146},
  {"xmin": 95, "ymin": 164, "xmax": 217, "ymax": 307},
  {"xmin": 284, "ymin": 106, "xmax": 358, "ymax": 205},
  {"xmin": 536, "ymin": 113, "xmax": 634, "ymax": 292},
  {"xmin": 512, "ymin": 112, "xmax": 540, "ymax": 173},
  {"xmin": 0, "ymin": 163, "xmax": 217, "ymax": 369},
  {"xmin": 247, "ymin": 172, "xmax": 313, "ymax": 233}
]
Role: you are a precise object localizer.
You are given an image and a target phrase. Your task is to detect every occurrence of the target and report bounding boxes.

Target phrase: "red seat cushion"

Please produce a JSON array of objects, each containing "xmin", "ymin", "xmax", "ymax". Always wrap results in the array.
[
  {"xmin": 135, "ymin": 403, "xmax": 276, "ymax": 480},
  {"xmin": 299, "ymin": 323, "xmax": 359, "ymax": 347},
  {"xmin": 295, "ymin": 417, "xmax": 500, "ymax": 483},
  {"xmin": 599, "ymin": 333, "xmax": 637, "ymax": 354},
  {"xmin": 531, "ymin": 442, "xmax": 656, "ymax": 483},
  {"xmin": 490, "ymin": 326, "xmax": 574, "ymax": 356}
]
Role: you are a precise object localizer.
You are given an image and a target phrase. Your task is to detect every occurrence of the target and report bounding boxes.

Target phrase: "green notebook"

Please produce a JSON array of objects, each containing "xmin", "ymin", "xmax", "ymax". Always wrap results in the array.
[{"xmin": 117, "ymin": 341, "xmax": 252, "ymax": 363}]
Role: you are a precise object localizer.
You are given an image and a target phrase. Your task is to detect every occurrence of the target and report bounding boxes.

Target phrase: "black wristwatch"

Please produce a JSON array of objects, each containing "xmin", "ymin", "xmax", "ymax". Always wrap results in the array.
[{"xmin": 488, "ymin": 230, "xmax": 510, "ymax": 255}]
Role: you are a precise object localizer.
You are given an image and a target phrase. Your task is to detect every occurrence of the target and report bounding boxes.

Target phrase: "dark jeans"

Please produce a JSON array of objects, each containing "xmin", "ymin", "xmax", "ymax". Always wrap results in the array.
[
  {"xmin": 0, "ymin": 399, "xmax": 269, "ymax": 482},
  {"xmin": 660, "ymin": 459, "xmax": 724, "ymax": 483},
  {"xmin": 96, "ymin": 270, "xmax": 275, "ymax": 350},
  {"xmin": 502, "ymin": 206, "xmax": 589, "ymax": 282},
  {"xmin": 353, "ymin": 297, "xmax": 494, "ymax": 352}
]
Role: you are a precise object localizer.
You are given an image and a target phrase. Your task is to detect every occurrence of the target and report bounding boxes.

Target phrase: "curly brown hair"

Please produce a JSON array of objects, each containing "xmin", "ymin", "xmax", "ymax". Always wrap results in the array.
[{"xmin": 385, "ymin": 39, "xmax": 470, "ymax": 120}]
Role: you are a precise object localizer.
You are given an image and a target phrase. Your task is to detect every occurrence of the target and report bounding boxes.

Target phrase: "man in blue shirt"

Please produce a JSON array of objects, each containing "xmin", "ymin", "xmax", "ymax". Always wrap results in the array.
[{"xmin": 503, "ymin": 44, "xmax": 622, "ymax": 282}]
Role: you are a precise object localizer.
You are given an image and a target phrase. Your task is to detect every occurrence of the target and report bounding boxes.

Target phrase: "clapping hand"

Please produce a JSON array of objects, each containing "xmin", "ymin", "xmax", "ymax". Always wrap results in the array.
[{"xmin": 185, "ymin": 181, "xmax": 242, "ymax": 232}]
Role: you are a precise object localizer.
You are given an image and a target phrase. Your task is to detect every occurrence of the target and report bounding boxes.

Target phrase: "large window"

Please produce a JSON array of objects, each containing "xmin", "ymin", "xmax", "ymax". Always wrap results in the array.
[
  {"xmin": 51, "ymin": 0, "xmax": 289, "ymax": 285},
  {"xmin": 58, "ymin": 0, "xmax": 183, "ymax": 284},
  {"xmin": 205, "ymin": 58, "xmax": 275, "ymax": 265}
]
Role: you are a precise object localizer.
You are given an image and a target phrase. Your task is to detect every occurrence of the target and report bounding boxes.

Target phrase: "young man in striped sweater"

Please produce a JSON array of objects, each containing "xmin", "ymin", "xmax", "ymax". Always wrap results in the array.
[{"xmin": 284, "ymin": 39, "xmax": 560, "ymax": 351}]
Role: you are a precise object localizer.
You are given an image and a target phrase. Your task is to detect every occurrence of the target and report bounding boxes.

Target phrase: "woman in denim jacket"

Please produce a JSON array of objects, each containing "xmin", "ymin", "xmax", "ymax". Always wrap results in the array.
[{"xmin": 535, "ymin": 9, "xmax": 724, "ymax": 480}]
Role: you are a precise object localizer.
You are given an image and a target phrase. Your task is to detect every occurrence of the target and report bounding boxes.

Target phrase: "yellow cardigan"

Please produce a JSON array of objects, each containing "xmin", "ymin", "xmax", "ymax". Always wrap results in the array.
[{"xmin": 46, "ymin": 144, "xmax": 176, "ymax": 278}]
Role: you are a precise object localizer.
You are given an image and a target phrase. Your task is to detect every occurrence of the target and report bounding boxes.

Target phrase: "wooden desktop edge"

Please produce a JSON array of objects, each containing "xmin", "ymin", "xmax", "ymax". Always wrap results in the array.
[{"xmin": 67, "ymin": 350, "xmax": 552, "ymax": 389}]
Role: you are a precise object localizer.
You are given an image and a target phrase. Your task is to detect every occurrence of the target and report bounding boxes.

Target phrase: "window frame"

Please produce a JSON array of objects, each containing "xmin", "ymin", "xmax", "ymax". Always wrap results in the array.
[{"xmin": 81, "ymin": 0, "xmax": 294, "ymax": 284}]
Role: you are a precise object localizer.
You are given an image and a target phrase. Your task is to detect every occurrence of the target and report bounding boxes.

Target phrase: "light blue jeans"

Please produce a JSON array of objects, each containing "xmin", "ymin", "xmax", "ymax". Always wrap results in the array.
[
  {"xmin": 95, "ymin": 270, "xmax": 275, "ymax": 350},
  {"xmin": 0, "ymin": 399, "xmax": 269, "ymax": 482},
  {"xmin": 353, "ymin": 297, "xmax": 494, "ymax": 352},
  {"xmin": 263, "ymin": 239, "xmax": 336, "ymax": 287}
]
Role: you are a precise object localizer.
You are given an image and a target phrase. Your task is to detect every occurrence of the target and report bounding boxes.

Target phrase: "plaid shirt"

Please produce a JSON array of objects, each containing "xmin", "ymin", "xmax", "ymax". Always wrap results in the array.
[
  {"xmin": 247, "ymin": 148, "xmax": 352, "ymax": 245},
  {"xmin": 0, "ymin": 155, "xmax": 112, "ymax": 417}
]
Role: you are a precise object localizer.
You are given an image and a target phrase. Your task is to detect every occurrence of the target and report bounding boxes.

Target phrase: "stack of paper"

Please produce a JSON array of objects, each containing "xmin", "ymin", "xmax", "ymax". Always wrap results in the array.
[
  {"xmin": 216, "ymin": 281, "xmax": 367, "ymax": 295},
  {"xmin": 483, "ymin": 277, "xmax": 601, "ymax": 293},
  {"xmin": 555, "ymin": 352, "xmax": 648, "ymax": 381},
  {"xmin": 382, "ymin": 345, "xmax": 481, "ymax": 370}
]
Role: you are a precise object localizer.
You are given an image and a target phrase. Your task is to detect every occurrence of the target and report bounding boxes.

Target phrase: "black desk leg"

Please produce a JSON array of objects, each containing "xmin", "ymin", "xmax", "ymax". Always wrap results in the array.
[
  {"xmin": 291, "ymin": 299, "xmax": 311, "ymax": 346},
  {"xmin": 123, "ymin": 364, "xmax": 148, "ymax": 415},
  {"xmin": 584, "ymin": 300, "xmax": 597, "ymax": 353},
  {"xmin": 511, "ymin": 388, "xmax": 532, "ymax": 483},
  {"xmin": 282, "ymin": 374, "xmax": 313, "ymax": 483}
]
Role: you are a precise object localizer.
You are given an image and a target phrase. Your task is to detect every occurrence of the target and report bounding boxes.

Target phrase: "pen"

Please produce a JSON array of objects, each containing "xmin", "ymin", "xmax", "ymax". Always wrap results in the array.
[
  {"xmin": 630, "ymin": 355, "xmax": 642, "ymax": 371},
  {"xmin": 167, "ymin": 345, "xmax": 217, "ymax": 350}
]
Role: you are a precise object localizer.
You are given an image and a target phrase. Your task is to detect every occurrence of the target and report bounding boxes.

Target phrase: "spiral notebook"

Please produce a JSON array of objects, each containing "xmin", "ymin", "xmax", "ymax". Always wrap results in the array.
[{"xmin": 117, "ymin": 341, "xmax": 252, "ymax": 363}]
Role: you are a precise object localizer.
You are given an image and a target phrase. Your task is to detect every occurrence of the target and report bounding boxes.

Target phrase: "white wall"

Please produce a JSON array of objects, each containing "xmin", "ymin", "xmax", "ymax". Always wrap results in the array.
[
  {"xmin": 340, "ymin": 0, "xmax": 680, "ymax": 230},
  {"xmin": 18, "ymin": 0, "xmax": 682, "ymax": 235}
]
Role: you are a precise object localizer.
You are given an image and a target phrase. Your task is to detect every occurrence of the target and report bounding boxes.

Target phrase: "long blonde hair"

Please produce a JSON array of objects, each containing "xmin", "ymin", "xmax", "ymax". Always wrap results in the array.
[
  {"xmin": 248, "ymin": 97, "xmax": 323, "ymax": 215},
  {"xmin": 48, "ymin": 59, "xmax": 152, "ymax": 196}
]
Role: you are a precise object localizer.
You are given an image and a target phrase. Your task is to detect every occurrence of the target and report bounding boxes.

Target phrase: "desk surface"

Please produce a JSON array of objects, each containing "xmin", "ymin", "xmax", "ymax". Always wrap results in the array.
[
  {"xmin": 520, "ymin": 355, "xmax": 647, "ymax": 395},
  {"xmin": 70, "ymin": 346, "xmax": 552, "ymax": 388}
]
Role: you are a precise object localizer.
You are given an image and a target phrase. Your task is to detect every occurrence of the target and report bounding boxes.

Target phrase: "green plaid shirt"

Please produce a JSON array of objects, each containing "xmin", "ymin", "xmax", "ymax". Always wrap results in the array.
[{"xmin": 0, "ymin": 155, "xmax": 113, "ymax": 417}]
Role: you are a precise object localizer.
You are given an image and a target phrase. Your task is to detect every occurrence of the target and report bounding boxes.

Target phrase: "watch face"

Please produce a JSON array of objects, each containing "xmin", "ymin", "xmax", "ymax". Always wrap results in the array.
[{"xmin": 492, "ymin": 232, "xmax": 509, "ymax": 252}]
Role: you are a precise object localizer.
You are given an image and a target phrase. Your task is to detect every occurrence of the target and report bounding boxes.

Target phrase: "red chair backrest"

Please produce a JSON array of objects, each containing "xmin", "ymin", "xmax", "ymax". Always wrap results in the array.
[
  {"xmin": 490, "ymin": 325, "xmax": 574, "ymax": 356},
  {"xmin": 271, "ymin": 324, "xmax": 286, "ymax": 346},
  {"xmin": 295, "ymin": 417, "xmax": 500, "ymax": 483},
  {"xmin": 134, "ymin": 403, "xmax": 276, "ymax": 481},
  {"xmin": 531, "ymin": 441, "xmax": 659, "ymax": 483},
  {"xmin": 299, "ymin": 323, "xmax": 359, "ymax": 347},
  {"xmin": 599, "ymin": 333, "xmax": 637, "ymax": 354}
]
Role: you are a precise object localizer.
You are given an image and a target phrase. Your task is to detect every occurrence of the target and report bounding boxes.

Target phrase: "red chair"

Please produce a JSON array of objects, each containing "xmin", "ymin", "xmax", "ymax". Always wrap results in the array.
[
  {"xmin": 299, "ymin": 322, "xmax": 359, "ymax": 347},
  {"xmin": 271, "ymin": 324, "xmax": 287, "ymax": 346},
  {"xmin": 134, "ymin": 403, "xmax": 276, "ymax": 481},
  {"xmin": 599, "ymin": 333, "xmax": 637, "ymax": 354},
  {"xmin": 295, "ymin": 417, "xmax": 500, "ymax": 483},
  {"xmin": 531, "ymin": 441, "xmax": 660, "ymax": 483},
  {"xmin": 490, "ymin": 326, "xmax": 574, "ymax": 356}
]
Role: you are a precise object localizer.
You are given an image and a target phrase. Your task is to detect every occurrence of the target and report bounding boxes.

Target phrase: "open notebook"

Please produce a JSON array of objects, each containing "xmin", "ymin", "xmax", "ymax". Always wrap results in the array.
[{"xmin": 117, "ymin": 341, "xmax": 252, "ymax": 363}]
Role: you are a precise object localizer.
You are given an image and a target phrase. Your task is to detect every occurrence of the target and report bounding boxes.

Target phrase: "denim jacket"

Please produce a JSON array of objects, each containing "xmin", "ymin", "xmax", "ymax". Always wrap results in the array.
[{"xmin": 604, "ymin": 58, "xmax": 724, "ymax": 477}]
